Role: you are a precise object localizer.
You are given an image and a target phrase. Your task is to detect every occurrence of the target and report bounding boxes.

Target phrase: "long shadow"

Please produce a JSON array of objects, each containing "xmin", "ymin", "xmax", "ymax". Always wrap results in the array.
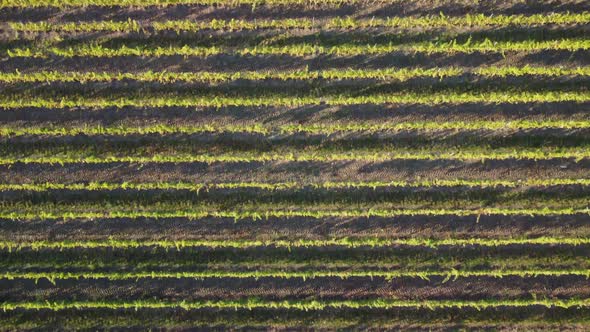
[
  {"xmin": 3, "ymin": 127, "xmax": 590, "ymax": 152},
  {"xmin": 3, "ymin": 157, "xmax": 589, "ymax": 189},
  {"xmin": 0, "ymin": 306, "xmax": 589, "ymax": 329},
  {"xmin": 265, "ymin": 26, "xmax": 590, "ymax": 48},
  {"xmin": 3, "ymin": 25, "xmax": 587, "ymax": 51},
  {"xmin": 3, "ymin": 102, "xmax": 590, "ymax": 125},
  {"xmin": 4, "ymin": 273, "xmax": 587, "ymax": 302},
  {"xmin": 3, "ymin": 130, "xmax": 590, "ymax": 154},
  {"xmin": 2, "ymin": 182, "xmax": 589, "ymax": 206},
  {"xmin": 3, "ymin": 78, "xmax": 590, "ymax": 99},
  {"xmin": 366, "ymin": 1, "xmax": 590, "ymax": 18},
  {"xmin": 2, "ymin": 242, "xmax": 589, "ymax": 268},
  {"xmin": 2, "ymin": 1, "xmax": 590, "ymax": 22},
  {"xmin": 3, "ymin": 74, "xmax": 590, "ymax": 95},
  {"xmin": 3, "ymin": 50, "xmax": 590, "ymax": 73},
  {"xmin": 2, "ymin": 158, "xmax": 589, "ymax": 188}
]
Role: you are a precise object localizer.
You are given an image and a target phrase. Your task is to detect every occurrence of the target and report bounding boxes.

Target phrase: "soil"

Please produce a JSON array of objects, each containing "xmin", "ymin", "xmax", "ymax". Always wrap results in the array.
[{"xmin": 1, "ymin": 0, "xmax": 590, "ymax": 329}]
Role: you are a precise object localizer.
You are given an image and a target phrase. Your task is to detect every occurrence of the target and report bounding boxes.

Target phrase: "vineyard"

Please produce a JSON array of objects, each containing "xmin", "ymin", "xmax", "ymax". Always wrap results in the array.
[{"xmin": 1, "ymin": 0, "xmax": 590, "ymax": 329}]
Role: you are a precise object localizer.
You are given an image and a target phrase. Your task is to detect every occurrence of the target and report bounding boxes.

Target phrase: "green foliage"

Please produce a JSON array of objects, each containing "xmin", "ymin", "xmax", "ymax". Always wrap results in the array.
[
  {"xmin": 3, "ymin": 119, "xmax": 590, "ymax": 137},
  {"xmin": 1, "ymin": 66, "xmax": 588, "ymax": 84},
  {"xmin": 1, "ymin": 237, "xmax": 589, "ymax": 251},
  {"xmin": 9, "ymin": 13, "xmax": 590, "ymax": 32},
  {"xmin": 7, "ymin": 39, "xmax": 590, "ymax": 58},
  {"xmin": 0, "ymin": 67, "xmax": 463, "ymax": 83},
  {"xmin": 8, "ymin": 19, "xmax": 140, "ymax": 32},
  {"xmin": 2, "ymin": 298, "xmax": 590, "ymax": 311},
  {"xmin": 1, "ymin": 190, "xmax": 589, "ymax": 220},
  {"xmin": 474, "ymin": 65, "xmax": 590, "ymax": 77},
  {"xmin": 327, "ymin": 13, "xmax": 590, "ymax": 29},
  {"xmin": 2, "ymin": 2, "xmax": 590, "ymax": 323},
  {"xmin": 2, "ymin": 269, "xmax": 590, "ymax": 283},
  {"xmin": 1, "ymin": 90, "xmax": 590, "ymax": 109},
  {"xmin": 1, "ymin": 178, "xmax": 589, "ymax": 192}
]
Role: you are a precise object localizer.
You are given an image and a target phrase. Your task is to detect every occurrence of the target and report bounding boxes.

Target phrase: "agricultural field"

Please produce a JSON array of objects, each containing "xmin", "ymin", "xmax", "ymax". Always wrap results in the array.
[{"xmin": 1, "ymin": 0, "xmax": 590, "ymax": 329}]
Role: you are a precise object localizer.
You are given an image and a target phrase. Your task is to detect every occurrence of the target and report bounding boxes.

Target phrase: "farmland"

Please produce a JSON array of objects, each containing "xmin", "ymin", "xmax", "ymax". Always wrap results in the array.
[{"xmin": 1, "ymin": 0, "xmax": 590, "ymax": 329}]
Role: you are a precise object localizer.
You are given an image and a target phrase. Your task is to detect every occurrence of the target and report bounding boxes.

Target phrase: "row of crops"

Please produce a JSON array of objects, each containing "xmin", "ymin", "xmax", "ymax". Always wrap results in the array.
[{"xmin": 1, "ymin": 0, "xmax": 590, "ymax": 329}]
